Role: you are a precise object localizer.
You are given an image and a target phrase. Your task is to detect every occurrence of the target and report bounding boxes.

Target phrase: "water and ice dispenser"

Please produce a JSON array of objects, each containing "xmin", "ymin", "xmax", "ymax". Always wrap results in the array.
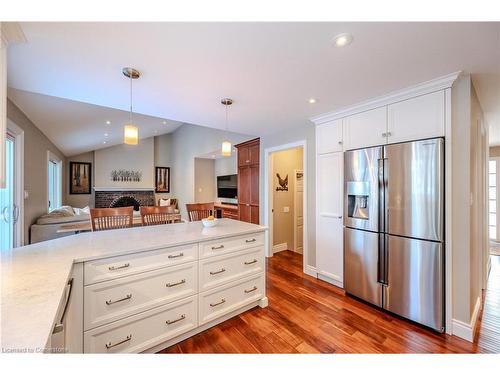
[{"xmin": 347, "ymin": 181, "xmax": 370, "ymax": 220}]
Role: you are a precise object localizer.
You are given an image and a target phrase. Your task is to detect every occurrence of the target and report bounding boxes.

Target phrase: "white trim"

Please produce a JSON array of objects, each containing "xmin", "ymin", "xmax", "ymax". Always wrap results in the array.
[
  {"xmin": 452, "ymin": 296, "xmax": 482, "ymax": 342},
  {"xmin": 304, "ymin": 265, "xmax": 317, "ymax": 278},
  {"xmin": 272, "ymin": 242, "xmax": 288, "ymax": 254},
  {"xmin": 263, "ymin": 140, "xmax": 309, "ymax": 275},
  {"xmin": 293, "ymin": 168, "xmax": 304, "ymax": 253},
  {"xmin": 6, "ymin": 119, "xmax": 24, "ymax": 247},
  {"xmin": 310, "ymin": 71, "xmax": 461, "ymax": 125},
  {"xmin": 318, "ymin": 271, "xmax": 343, "ymax": 288},
  {"xmin": 47, "ymin": 150, "xmax": 63, "ymax": 212},
  {"xmin": 444, "ymin": 87, "xmax": 453, "ymax": 335}
]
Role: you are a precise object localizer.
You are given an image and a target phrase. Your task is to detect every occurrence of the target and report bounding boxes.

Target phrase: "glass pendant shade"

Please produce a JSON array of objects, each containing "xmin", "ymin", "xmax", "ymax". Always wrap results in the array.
[
  {"xmin": 124, "ymin": 124, "xmax": 139, "ymax": 145},
  {"xmin": 221, "ymin": 140, "xmax": 232, "ymax": 156}
]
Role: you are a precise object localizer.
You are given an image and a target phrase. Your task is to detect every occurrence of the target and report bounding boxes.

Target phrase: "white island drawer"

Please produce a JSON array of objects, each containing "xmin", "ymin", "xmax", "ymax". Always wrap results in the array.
[
  {"xmin": 199, "ymin": 247, "xmax": 264, "ymax": 292},
  {"xmin": 199, "ymin": 273, "xmax": 264, "ymax": 325},
  {"xmin": 84, "ymin": 295, "xmax": 197, "ymax": 353},
  {"xmin": 84, "ymin": 243, "xmax": 198, "ymax": 285},
  {"xmin": 200, "ymin": 232, "xmax": 264, "ymax": 259},
  {"xmin": 84, "ymin": 262, "xmax": 198, "ymax": 330}
]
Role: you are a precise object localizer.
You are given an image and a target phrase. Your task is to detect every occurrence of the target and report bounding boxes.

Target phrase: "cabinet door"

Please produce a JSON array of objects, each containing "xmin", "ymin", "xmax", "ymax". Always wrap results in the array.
[
  {"xmin": 250, "ymin": 165, "xmax": 259, "ymax": 205},
  {"xmin": 342, "ymin": 106, "xmax": 387, "ymax": 150},
  {"xmin": 250, "ymin": 206, "xmax": 259, "ymax": 225},
  {"xmin": 316, "ymin": 152, "xmax": 344, "ymax": 286},
  {"xmin": 249, "ymin": 143, "xmax": 260, "ymax": 165},
  {"xmin": 239, "ymin": 204, "xmax": 251, "ymax": 222},
  {"xmin": 238, "ymin": 167, "xmax": 250, "ymax": 204},
  {"xmin": 316, "ymin": 119, "xmax": 343, "ymax": 154},
  {"xmin": 238, "ymin": 146, "xmax": 249, "ymax": 167},
  {"xmin": 387, "ymin": 90, "xmax": 445, "ymax": 144}
]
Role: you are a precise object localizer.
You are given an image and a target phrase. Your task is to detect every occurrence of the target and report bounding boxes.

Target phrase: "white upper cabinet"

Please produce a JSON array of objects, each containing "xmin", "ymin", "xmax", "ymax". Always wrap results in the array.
[
  {"xmin": 316, "ymin": 119, "xmax": 343, "ymax": 154},
  {"xmin": 342, "ymin": 106, "xmax": 387, "ymax": 150},
  {"xmin": 387, "ymin": 90, "xmax": 445, "ymax": 144}
]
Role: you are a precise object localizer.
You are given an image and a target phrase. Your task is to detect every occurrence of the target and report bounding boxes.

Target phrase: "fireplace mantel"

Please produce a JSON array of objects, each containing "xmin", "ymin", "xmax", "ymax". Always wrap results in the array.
[{"xmin": 93, "ymin": 187, "xmax": 154, "ymax": 192}]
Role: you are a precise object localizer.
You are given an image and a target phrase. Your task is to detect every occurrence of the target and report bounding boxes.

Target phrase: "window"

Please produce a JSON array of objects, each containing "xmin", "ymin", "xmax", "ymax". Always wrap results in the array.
[
  {"xmin": 489, "ymin": 159, "xmax": 497, "ymax": 240},
  {"xmin": 47, "ymin": 151, "xmax": 62, "ymax": 212}
]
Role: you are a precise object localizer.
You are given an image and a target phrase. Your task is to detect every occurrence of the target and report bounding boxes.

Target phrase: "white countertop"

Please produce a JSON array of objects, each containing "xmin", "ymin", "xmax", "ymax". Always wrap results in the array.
[{"xmin": 1, "ymin": 219, "xmax": 266, "ymax": 352}]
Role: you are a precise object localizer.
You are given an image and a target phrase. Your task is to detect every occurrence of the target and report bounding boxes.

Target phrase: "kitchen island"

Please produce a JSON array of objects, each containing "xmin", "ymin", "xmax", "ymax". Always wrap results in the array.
[{"xmin": 1, "ymin": 219, "xmax": 268, "ymax": 353}]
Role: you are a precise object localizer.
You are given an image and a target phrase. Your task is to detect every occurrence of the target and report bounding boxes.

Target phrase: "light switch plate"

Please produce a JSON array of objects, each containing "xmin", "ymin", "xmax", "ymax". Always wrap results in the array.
[{"xmin": 283, "ymin": 206, "xmax": 290, "ymax": 213}]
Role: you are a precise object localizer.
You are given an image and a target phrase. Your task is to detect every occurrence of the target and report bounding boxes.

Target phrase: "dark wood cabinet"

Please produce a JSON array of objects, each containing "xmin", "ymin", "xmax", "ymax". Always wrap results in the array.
[{"xmin": 236, "ymin": 138, "xmax": 260, "ymax": 224}]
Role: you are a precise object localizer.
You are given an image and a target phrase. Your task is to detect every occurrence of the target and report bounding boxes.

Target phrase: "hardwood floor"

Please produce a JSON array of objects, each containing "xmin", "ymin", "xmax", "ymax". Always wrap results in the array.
[
  {"xmin": 475, "ymin": 255, "xmax": 500, "ymax": 351},
  {"xmin": 159, "ymin": 251, "xmax": 497, "ymax": 354}
]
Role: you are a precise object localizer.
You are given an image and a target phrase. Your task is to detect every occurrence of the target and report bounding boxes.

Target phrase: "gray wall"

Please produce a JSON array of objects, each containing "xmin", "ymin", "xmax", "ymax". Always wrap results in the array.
[
  {"xmin": 194, "ymin": 158, "xmax": 215, "ymax": 203},
  {"xmin": 7, "ymin": 99, "xmax": 67, "ymax": 244},
  {"xmin": 260, "ymin": 123, "xmax": 316, "ymax": 267}
]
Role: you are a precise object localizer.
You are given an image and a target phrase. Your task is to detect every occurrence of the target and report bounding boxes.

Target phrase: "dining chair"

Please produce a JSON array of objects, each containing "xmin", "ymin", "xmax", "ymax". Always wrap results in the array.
[
  {"xmin": 140, "ymin": 205, "xmax": 177, "ymax": 226},
  {"xmin": 185, "ymin": 202, "xmax": 214, "ymax": 222},
  {"xmin": 90, "ymin": 206, "xmax": 134, "ymax": 231}
]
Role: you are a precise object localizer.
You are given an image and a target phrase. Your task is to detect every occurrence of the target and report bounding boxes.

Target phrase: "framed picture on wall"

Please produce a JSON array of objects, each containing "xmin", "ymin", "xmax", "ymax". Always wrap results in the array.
[
  {"xmin": 70, "ymin": 162, "xmax": 92, "ymax": 194},
  {"xmin": 155, "ymin": 166, "xmax": 170, "ymax": 193}
]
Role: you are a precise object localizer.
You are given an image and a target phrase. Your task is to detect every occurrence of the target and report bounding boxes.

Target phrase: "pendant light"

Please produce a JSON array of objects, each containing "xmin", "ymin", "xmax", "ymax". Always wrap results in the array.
[
  {"xmin": 221, "ymin": 98, "xmax": 233, "ymax": 156},
  {"xmin": 122, "ymin": 67, "xmax": 140, "ymax": 145}
]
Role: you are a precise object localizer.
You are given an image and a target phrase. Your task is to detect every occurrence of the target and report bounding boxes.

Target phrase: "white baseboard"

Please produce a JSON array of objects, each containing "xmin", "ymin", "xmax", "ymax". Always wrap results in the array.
[
  {"xmin": 272, "ymin": 242, "xmax": 288, "ymax": 253},
  {"xmin": 452, "ymin": 295, "xmax": 482, "ymax": 342},
  {"xmin": 318, "ymin": 271, "xmax": 343, "ymax": 288},
  {"xmin": 304, "ymin": 265, "xmax": 317, "ymax": 277}
]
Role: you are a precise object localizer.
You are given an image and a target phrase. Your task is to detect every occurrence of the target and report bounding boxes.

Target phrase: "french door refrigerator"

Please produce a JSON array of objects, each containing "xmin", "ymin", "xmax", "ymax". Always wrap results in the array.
[{"xmin": 343, "ymin": 138, "xmax": 444, "ymax": 332}]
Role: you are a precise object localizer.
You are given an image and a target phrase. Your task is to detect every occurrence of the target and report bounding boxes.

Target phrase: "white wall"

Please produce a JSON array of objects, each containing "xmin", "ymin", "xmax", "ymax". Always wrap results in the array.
[
  {"xmin": 94, "ymin": 137, "xmax": 154, "ymax": 189},
  {"xmin": 260, "ymin": 123, "xmax": 316, "ymax": 267},
  {"xmin": 167, "ymin": 123, "xmax": 252, "ymax": 218},
  {"xmin": 66, "ymin": 151, "xmax": 94, "ymax": 208}
]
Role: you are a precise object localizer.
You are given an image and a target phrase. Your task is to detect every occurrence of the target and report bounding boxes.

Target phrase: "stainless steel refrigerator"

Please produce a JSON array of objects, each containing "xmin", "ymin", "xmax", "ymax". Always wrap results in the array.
[{"xmin": 344, "ymin": 138, "xmax": 444, "ymax": 332}]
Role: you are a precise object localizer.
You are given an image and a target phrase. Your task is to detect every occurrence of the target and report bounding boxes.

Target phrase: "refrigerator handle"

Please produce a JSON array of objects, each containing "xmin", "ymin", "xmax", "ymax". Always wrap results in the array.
[
  {"xmin": 384, "ymin": 234, "xmax": 389, "ymax": 285},
  {"xmin": 383, "ymin": 157, "xmax": 389, "ymax": 231},
  {"xmin": 377, "ymin": 158, "xmax": 385, "ymax": 233},
  {"xmin": 377, "ymin": 233, "xmax": 385, "ymax": 284}
]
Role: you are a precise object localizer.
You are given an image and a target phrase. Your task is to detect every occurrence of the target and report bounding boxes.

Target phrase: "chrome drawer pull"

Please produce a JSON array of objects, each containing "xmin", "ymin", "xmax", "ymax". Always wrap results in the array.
[
  {"xmin": 168, "ymin": 252, "xmax": 184, "ymax": 259},
  {"xmin": 210, "ymin": 298, "xmax": 226, "ymax": 307},
  {"xmin": 108, "ymin": 263, "xmax": 130, "ymax": 271},
  {"xmin": 166, "ymin": 279, "xmax": 186, "ymax": 288},
  {"xmin": 166, "ymin": 314, "xmax": 186, "ymax": 325},
  {"xmin": 106, "ymin": 294, "xmax": 132, "ymax": 305},
  {"xmin": 211, "ymin": 244, "xmax": 224, "ymax": 250},
  {"xmin": 210, "ymin": 268, "xmax": 226, "ymax": 275},
  {"xmin": 244, "ymin": 286, "xmax": 258, "ymax": 294},
  {"xmin": 105, "ymin": 334, "xmax": 132, "ymax": 349},
  {"xmin": 245, "ymin": 238, "xmax": 256, "ymax": 243},
  {"xmin": 244, "ymin": 259, "xmax": 257, "ymax": 265}
]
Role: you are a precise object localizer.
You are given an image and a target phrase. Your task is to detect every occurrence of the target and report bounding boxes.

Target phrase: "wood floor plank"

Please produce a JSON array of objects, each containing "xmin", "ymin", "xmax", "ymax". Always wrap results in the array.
[{"xmin": 158, "ymin": 251, "xmax": 499, "ymax": 354}]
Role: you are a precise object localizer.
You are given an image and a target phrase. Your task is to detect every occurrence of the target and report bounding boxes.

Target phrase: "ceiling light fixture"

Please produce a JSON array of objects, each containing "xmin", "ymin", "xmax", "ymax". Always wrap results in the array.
[
  {"xmin": 221, "ymin": 98, "xmax": 233, "ymax": 157},
  {"xmin": 333, "ymin": 33, "xmax": 353, "ymax": 47},
  {"xmin": 105, "ymin": 120, "xmax": 111, "ymax": 125},
  {"xmin": 308, "ymin": 98, "xmax": 317, "ymax": 104},
  {"xmin": 162, "ymin": 120, "xmax": 167, "ymax": 125},
  {"xmin": 104, "ymin": 133, "xmax": 109, "ymax": 137},
  {"xmin": 122, "ymin": 67, "xmax": 140, "ymax": 145}
]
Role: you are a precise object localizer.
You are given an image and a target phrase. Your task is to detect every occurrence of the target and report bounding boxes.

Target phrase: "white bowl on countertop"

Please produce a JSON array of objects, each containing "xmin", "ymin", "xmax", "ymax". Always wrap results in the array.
[{"xmin": 202, "ymin": 218, "xmax": 218, "ymax": 228}]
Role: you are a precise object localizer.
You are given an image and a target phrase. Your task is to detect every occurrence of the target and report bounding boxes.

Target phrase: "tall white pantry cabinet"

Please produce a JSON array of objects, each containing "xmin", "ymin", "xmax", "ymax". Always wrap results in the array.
[{"xmin": 312, "ymin": 74, "xmax": 453, "ymax": 290}]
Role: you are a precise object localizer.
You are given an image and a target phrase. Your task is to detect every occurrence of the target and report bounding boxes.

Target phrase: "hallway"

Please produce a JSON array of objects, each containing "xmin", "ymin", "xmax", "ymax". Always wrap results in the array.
[{"xmin": 475, "ymin": 255, "xmax": 500, "ymax": 351}]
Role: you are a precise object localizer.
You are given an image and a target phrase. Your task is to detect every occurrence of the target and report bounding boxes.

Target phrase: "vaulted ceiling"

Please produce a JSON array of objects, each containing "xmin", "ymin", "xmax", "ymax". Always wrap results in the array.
[{"xmin": 7, "ymin": 22, "xmax": 500, "ymax": 154}]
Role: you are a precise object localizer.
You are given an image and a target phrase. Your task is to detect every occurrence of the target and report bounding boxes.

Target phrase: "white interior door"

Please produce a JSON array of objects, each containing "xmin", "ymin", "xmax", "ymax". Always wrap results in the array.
[{"xmin": 294, "ymin": 170, "xmax": 304, "ymax": 254}]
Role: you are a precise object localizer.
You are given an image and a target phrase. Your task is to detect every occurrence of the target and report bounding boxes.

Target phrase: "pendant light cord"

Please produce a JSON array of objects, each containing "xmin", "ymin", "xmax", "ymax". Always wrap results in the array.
[{"xmin": 129, "ymin": 74, "xmax": 133, "ymax": 124}]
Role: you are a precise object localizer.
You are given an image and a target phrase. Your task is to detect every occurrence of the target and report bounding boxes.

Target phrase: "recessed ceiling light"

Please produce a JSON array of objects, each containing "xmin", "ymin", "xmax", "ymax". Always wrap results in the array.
[
  {"xmin": 333, "ymin": 33, "xmax": 353, "ymax": 47},
  {"xmin": 308, "ymin": 98, "xmax": 317, "ymax": 104},
  {"xmin": 162, "ymin": 120, "xmax": 167, "ymax": 125},
  {"xmin": 102, "ymin": 141, "xmax": 107, "ymax": 144},
  {"xmin": 105, "ymin": 120, "xmax": 111, "ymax": 125},
  {"xmin": 212, "ymin": 155, "xmax": 216, "ymax": 158},
  {"xmin": 104, "ymin": 133, "xmax": 109, "ymax": 137},
  {"xmin": 153, "ymin": 130, "xmax": 158, "ymax": 134}
]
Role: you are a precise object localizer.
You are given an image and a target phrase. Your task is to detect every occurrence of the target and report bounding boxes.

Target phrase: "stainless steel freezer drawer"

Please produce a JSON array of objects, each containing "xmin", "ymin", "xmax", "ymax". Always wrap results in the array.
[
  {"xmin": 344, "ymin": 227, "xmax": 382, "ymax": 307},
  {"xmin": 383, "ymin": 235, "xmax": 444, "ymax": 331}
]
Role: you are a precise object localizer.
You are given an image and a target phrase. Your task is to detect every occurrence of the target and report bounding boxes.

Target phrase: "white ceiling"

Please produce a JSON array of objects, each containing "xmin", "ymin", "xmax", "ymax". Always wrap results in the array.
[
  {"xmin": 8, "ymin": 88, "xmax": 183, "ymax": 156},
  {"xmin": 6, "ymin": 22, "xmax": 500, "ymax": 152}
]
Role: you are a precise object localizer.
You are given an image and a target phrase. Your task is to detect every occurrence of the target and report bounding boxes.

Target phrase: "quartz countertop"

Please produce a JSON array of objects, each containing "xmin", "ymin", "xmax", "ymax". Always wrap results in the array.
[{"xmin": 1, "ymin": 219, "xmax": 266, "ymax": 352}]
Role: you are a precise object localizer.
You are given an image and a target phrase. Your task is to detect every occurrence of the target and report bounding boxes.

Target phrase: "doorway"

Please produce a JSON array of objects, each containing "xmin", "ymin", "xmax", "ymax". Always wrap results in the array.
[
  {"xmin": 264, "ymin": 141, "xmax": 308, "ymax": 275},
  {"xmin": 1, "ymin": 121, "xmax": 24, "ymax": 250}
]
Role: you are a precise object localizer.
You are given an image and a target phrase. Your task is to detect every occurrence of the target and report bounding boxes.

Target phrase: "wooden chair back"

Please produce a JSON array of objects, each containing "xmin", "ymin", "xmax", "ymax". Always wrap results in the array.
[
  {"xmin": 140, "ymin": 205, "xmax": 176, "ymax": 226},
  {"xmin": 186, "ymin": 202, "xmax": 214, "ymax": 222},
  {"xmin": 90, "ymin": 206, "xmax": 134, "ymax": 231}
]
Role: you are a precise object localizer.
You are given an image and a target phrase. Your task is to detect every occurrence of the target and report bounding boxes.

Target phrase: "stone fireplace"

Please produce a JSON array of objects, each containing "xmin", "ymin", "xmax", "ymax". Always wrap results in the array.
[{"xmin": 94, "ymin": 190, "xmax": 155, "ymax": 211}]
